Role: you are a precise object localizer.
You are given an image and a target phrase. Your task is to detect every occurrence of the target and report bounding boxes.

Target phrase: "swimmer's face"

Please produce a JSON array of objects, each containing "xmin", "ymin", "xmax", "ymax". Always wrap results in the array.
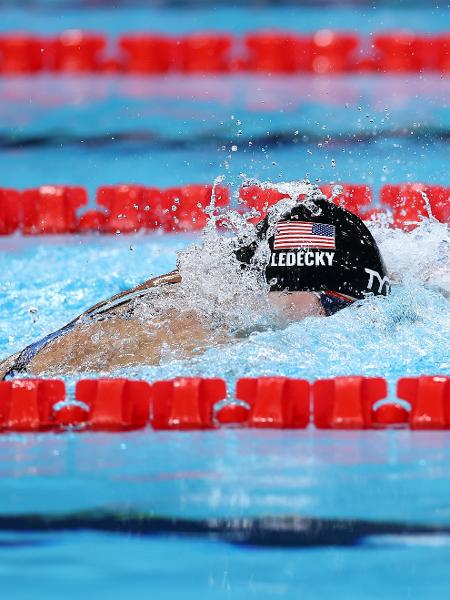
[{"xmin": 267, "ymin": 291, "xmax": 325, "ymax": 322}]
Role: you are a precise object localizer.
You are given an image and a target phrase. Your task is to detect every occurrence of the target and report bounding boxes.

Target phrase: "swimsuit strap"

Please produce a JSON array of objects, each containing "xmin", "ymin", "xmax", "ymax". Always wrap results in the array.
[
  {"xmin": 315, "ymin": 290, "xmax": 356, "ymax": 316},
  {"xmin": 4, "ymin": 318, "xmax": 80, "ymax": 378},
  {"xmin": 83, "ymin": 270, "xmax": 181, "ymax": 318}
]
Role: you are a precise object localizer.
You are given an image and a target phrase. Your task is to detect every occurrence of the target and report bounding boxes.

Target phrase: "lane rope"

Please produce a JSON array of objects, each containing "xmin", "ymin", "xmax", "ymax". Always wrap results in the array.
[
  {"xmin": 0, "ymin": 375, "xmax": 448, "ymax": 432},
  {"xmin": 1, "ymin": 30, "xmax": 450, "ymax": 75},
  {"xmin": 0, "ymin": 182, "xmax": 448, "ymax": 235}
]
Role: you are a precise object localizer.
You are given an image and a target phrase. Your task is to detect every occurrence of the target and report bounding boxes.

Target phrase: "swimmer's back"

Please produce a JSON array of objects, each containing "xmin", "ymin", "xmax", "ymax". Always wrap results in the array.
[{"xmin": 0, "ymin": 270, "xmax": 182, "ymax": 379}]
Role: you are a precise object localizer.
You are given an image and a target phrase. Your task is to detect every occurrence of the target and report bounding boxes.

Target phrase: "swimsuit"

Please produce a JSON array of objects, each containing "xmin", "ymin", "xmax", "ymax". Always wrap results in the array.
[
  {"xmin": 4, "ymin": 318, "xmax": 80, "ymax": 378},
  {"xmin": 315, "ymin": 291, "xmax": 356, "ymax": 316}
]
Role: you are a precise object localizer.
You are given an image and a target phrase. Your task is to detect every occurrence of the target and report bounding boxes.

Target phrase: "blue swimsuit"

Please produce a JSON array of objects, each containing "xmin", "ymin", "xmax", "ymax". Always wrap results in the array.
[
  {"xmin": 316, "ymin": 291, "xmax": 355, "ymax": 316},
  {"xmin": 5, "ymin": 318, "xmax": 80, "ymax": 378}
]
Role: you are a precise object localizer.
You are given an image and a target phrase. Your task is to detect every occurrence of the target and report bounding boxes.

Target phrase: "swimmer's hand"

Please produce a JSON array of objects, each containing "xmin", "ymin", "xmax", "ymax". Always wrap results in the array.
[
  {"xmin": 422, "ymin": 265, "xmax": 450, "ymax": 300},
  {"xmin": 386, "ymin": 270, "xmax": 449, "ymax": 300}
]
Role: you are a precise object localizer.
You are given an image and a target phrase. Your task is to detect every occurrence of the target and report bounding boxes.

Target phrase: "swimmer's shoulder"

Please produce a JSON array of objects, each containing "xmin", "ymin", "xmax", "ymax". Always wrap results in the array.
[{"xmin": 83, "ymin": 270, "xmax": 182, "ymax": 319}]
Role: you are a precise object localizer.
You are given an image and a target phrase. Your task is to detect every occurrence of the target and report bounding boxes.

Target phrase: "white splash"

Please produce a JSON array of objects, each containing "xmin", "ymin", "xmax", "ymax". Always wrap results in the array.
[
  {"xmin": 132, "ymin": 178, "xmax": 449, "ymax": 334},
  {"xmin": 371, "ymin": 218, "xmax": 450, "ymax": 296},
  {"xmin": 133, "ymin": 178, "xmax": 329, "ymax": 332},
  {"xmin": 243, "ymin": 177, "xmax": 327, "ymax": 225}
]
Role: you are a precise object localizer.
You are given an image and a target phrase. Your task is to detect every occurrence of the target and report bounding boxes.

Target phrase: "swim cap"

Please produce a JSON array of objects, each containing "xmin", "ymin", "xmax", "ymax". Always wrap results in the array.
[{"xmin": 235, "ymin": 197, "xmax": 390, "ymax": 299}]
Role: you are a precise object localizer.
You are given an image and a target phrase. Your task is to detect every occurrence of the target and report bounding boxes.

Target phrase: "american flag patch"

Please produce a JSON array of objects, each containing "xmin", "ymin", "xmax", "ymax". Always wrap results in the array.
[{"xmin": 274, "ymin": 221, "xmax": 336, "ymax": 250}]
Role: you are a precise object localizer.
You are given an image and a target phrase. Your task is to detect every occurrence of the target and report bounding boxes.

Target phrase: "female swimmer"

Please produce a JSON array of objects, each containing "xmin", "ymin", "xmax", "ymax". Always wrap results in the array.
[{"xmin": 0, "ymin": 197, "xmax": 389, "ymax": 378}]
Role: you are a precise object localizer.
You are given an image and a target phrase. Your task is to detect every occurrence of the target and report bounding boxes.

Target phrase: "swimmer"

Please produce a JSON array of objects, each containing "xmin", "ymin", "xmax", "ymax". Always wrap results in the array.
[{"xmin": 0, "ymin": 196, "xmax": 390, "ymax": 378}]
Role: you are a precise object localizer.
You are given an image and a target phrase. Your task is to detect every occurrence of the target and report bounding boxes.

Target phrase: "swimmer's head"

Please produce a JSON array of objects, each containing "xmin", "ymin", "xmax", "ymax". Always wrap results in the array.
[{"xmin": 235, "ymin": 196, "xmax": 390, "ymax": 303}]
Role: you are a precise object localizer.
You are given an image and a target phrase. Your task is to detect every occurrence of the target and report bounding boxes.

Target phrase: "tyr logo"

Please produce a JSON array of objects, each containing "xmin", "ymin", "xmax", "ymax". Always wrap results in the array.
[{"xmin": 364, "ymin": 268, "xmax": 391, "ymax": 294}]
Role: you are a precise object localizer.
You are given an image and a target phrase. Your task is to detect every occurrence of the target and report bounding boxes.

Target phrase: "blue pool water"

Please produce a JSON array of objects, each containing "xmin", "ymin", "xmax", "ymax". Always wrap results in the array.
[
  {"xmin": 1, "ymin": 75, "xmax": 450, "ymax": 194},
  {"xmin": 2, "ymin": 430, "xmax": 450, "ymax": 599},
  {"xmin": 1, "ymin": 1, "xmax": 450, "ymax": 598}
]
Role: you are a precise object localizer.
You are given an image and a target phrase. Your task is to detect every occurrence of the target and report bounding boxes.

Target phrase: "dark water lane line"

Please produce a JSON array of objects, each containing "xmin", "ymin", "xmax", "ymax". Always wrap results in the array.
[
  {"xmin": 0, "ymin": 127, "xmax": 446, "ymax": 151},
  {"xmin": 0, "ymin": 0, "xmax": 429, "ymax": 8},
  {"xmin": 1, "ymin": 511, "xmax": 450, "ymax": 548}
]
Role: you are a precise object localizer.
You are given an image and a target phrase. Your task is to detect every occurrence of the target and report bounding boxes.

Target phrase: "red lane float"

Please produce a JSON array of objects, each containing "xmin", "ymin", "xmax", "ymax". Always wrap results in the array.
[
  {"xmin": 1, "ymin": 182, "xmax": 449, "ymax": 236},
  {"xmin": 179, "ymin": 33, "xmax": 233, "ymax": 73},
  {"xmin": 372, "ymin": 32, "xmax": 450, "ymax": 73},
  {"xmin": 51, "ymin": 31, "xmax": 107, "ymax": 72},
  {"xmin": 0, "ymin": 376, "xmax": 449, "ymax": 432},
  {"xmin": 235, "ymin": 377, "xmax": 310, "ymax": 428},
  {"xmin": 380, "ymin": 184, "xmax": 450, "ymax": 230},
  {"xmin": 96, "ymin": 184, "xmax": 148, "ymax": 233},
  {"xmin": 93, "ymin": 184, "xmax": 231, "ymax": 233},
  {"xmin": 435, "ymin": 34, "xmax": 450, "ymax": 72},
  {"xmin": 151, "ymin": 377, "xmax": 227, "ymax": 430},
  {"xmin": 2, "ymin": 31, "xmax": 450, "ymax": 74},
  {"xmin": 371, "ymin": 402, "xmax": 410, "ymax": 428},
  {"xmin": 0, "ymin": 379, "xmax": 65, "ymax": 431},
  {"xmin": 320, "ymin": 184, "xmax": 372, "ymax": 218},
  {"xmin": 311, "ymin": 30, "xmax": 359, "ymax": 74},
  {"xmin": 21, "ymin": 185, "xmax": 88, "ymax": 234},
  {"xmin": 67, "ymin": 378, "xmax": 152, "ymax": 430},
  {"xmin": 0, "ymin": 188, "xmax": 21, "ymax": 234},
  {"xmin": 240, "ymin": 183, "xmax": 377, "ymax": 223},
  {"xmin": 239, "ymin": 185, "xmax": 289, "ymax": 222},
  {"xmin": 0, "ymin": 34, "xmax": 46, "ymax": 73},
  {"xmin": 160, "ymin": 184, "xmax": 230, "ymax": 231},
  {"xmin": 244, "ymin": 29, "xmax": 359, "ymax": 74},
  {"xmin": 398, "ymin": 376, "xmax": 450, "ymax": 430},
  {"xmin": 118, "ymin": 34, "xmax": 175, "ymax": 73},
  {"xmin": 244, "ymin": 32, "xmax": 310, "ymax": 73},
  {"xmin": 373, "ymin": 32, "xmax": 424, "ymax": 72},
  {"xmin": 215, "ymin": 402, "xmax": 250, "ymax": 425},
  {"xmin": 77, "ymin": 209, "xmax": 108, "ymax": 232},
  {"xmin": 313, "ymin": 376, "xmax": 388, "ymax": 429},
  {"xmin": 78, "ymin": 187, "xmax": 163, "ymax": 232}
]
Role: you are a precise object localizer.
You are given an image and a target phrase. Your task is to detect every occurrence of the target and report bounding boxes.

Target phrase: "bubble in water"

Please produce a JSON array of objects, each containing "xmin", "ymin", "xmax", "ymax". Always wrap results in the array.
[{"xmin": 28, "ymin": 306, "xmax": 39, "ymax": 324}]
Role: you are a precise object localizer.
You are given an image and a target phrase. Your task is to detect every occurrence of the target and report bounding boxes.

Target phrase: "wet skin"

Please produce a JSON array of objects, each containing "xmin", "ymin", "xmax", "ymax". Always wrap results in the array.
[{"xmin": 0, "ymin": 272, "xmax": 324, "ymax": 377}]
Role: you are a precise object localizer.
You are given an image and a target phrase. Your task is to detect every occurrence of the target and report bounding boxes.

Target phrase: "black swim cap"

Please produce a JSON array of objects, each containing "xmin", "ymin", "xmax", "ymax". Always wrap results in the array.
[{"xmin": 235, "ymin": 197, "xmax": 390, "ymax": 299}]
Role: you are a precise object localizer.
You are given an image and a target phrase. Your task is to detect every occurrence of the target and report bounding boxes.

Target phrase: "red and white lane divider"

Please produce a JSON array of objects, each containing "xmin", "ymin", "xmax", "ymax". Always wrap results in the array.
[
  {"xmin": 1, "ymin": 30, "xmax": 450, "ymax": 75},
  {"xmin": 0, "ymin": 182, "xmax": 448, "ymax": 235},
  {"xmin": 0, "ymin": 375, "xmax": 448, "ymax": 432}
]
